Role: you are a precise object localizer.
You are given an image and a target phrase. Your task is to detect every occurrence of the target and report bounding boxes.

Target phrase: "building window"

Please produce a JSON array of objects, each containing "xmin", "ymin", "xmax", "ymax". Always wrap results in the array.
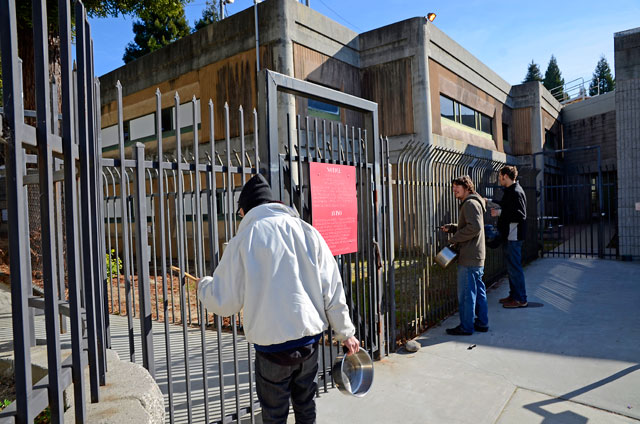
[
  {"xmin": 480, "ymin": 113, "xmax": 492, "ymax": 135},
  {"xmin": 160, "ymin": 107, "xmax": 174, "ymax": 133},
  {"xmin": 439, "ymin": 94, "xmax": 493, "ymax": 137},
  {"xmin": 502, "ymin": 123, "xmax": 509, "ymax": 144},
  {"xmin": 440, "ymin": 95, "xmax": 455, "ymax": 121},
  {"xmin": 308, "ymin": 98, "xmax": 340, "ymax": 121}
]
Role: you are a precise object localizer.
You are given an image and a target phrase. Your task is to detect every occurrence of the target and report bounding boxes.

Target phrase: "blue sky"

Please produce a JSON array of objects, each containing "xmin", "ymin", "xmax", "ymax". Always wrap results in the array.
[{"xmin": 89, "ymin": 0, "xmax": 640, "ymax": 86}]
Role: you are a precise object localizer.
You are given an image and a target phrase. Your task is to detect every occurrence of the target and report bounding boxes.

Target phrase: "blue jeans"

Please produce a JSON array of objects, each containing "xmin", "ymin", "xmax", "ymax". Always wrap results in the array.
[
  {"xmin": 504, "ymin": 240, "xmax": 527, "ymax": 302},
  {"xmin": 457, "ymin": 265, "xmax": 488, "ymax": 333},
  {"xmin": 255, "ymin": 348, "xmax": 318, "ymax": 424}
]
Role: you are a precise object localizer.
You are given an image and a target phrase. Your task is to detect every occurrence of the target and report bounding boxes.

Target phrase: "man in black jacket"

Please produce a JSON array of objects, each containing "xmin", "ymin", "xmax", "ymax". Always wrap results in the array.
[{"xmin": 490, "ymin": 166, "xmax": 528, "ymax": 308}]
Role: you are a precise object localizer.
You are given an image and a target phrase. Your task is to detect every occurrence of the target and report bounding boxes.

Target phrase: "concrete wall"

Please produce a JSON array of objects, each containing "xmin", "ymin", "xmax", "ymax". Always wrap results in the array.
[
  {"xmin": 615, "ymin": 27, "xmax": 640, "ymax": 260},
  {"xmin": 562, "ymin": 91, "xmax": 617, "ymax": 172}
]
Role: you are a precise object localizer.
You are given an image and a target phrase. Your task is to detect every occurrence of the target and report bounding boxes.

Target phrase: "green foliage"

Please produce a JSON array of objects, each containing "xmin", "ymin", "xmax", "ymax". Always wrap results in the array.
[
  {"xmin": 0, "ymin": 399, "xmax": 11, "ymax": 411},
  {"xmin": 543, "ymin": 55, "xmax": 565, "ymax": 101},
  {"xmin": 523, "ymin": 60, "xmax": 543, "ymax": 83},
  {"xmin": 123, "ymin": 5, "xmax": 191, "ymax": 63},
  {"xmin": 194, "ymin": 0, "xmax": 221, "ymax": 31},
  {"xmin": 34, "ymin": 407, "xmax": 51, "ymax": 424},
  {"xmin": 589, "ymin": 55, "xmax": 615, "ymax": 96},
  {"xmin": 105, "ymin": 249, "xmax": 123, "ymax": 278}
]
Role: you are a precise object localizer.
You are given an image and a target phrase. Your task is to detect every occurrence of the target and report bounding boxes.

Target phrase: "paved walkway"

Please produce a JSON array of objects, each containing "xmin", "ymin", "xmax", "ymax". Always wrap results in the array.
[{"xmin": 311, "ymin": 258, "xmax": 640, "ymax": 424}]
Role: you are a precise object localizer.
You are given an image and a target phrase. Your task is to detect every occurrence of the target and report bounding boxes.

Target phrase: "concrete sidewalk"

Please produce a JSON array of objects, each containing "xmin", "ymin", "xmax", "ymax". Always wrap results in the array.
[{"xmin": 311, "ymin": 258, "xmax": 640, "ymax": 423}]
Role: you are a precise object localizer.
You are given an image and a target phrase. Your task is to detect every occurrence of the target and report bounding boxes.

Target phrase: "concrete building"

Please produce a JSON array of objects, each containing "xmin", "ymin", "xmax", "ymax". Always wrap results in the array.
[{"xmin": 99, "ymin": 0, "xmax": 561, "ymax": 165}]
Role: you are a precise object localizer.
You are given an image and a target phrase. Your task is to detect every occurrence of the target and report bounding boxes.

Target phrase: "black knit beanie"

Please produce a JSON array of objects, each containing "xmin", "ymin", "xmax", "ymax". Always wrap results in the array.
[{"xmin": 237, "ymin": 174, "xmax": 273, "ymax": 214}]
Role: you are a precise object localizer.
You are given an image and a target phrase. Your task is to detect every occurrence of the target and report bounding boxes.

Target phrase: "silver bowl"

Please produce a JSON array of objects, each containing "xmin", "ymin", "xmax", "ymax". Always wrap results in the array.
[
  {"xmin": 435, "ymin": 246, "xmax": 457, "ymax": 268},
  {"xmin": 332, "ymin": 348, "xmax": 374, "ymax": 397}
]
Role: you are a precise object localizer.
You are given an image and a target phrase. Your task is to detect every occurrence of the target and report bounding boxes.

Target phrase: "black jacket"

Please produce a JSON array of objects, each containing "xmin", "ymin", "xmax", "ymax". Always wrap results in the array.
[{"xmin": 495, "ymin": 181, "xmax": 527, "ymax": 241}]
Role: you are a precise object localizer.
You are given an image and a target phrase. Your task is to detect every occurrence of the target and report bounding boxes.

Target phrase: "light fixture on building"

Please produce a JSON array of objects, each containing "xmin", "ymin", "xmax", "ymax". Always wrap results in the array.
[{"xmin": 426, "ymin": 13, "xmax": 436, "ymax": 22}]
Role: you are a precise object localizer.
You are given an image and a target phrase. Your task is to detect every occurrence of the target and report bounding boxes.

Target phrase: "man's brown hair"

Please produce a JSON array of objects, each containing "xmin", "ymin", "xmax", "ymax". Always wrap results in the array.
[
  {"xmin": 499, "ymin": 165, "xmax": 518, "ymax": 181},
  {"xmin": 452, "ymin": 175, "xmax": 476, "ymax": 194}
]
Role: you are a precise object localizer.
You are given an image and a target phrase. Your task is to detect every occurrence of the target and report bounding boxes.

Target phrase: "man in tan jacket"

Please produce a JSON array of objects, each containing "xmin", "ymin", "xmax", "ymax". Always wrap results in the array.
[{"xmin": 441, "ymin": 175, "xmax": 489, "ymax": 335}]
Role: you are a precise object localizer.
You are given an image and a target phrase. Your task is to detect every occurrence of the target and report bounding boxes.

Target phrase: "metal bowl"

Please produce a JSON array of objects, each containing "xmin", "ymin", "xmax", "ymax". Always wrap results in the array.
[
  {"xmin": 435, "ymin": 246, "xmax": 457, "ymax": 268},
  {"xmin": 332, "ymin": 348, "xmax": 374, "ymax": 397}
]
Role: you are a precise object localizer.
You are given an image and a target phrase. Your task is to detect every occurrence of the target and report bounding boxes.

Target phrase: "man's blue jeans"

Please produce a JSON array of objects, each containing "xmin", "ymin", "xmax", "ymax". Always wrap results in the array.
[
  {"xmin": 504, "ymin": 240, "xmax": 527, "ymax": 302},
  {"xmin": 457, "ymin": 265, "xmax": 488, "ymax": 333}
]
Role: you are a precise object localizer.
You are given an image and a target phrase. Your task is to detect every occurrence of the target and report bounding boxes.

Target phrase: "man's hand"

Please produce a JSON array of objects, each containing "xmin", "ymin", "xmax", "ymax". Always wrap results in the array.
[
  {"xmin": 343, "ymin": 336, "xmax": 360, "ymax": 355},
  {"xmin": 440, "ymin": 224, "xmax": 451, "ymax": 233},
  {"xmin": 490, "ymin": 208, "xmax": 501, "ymax": 217}
]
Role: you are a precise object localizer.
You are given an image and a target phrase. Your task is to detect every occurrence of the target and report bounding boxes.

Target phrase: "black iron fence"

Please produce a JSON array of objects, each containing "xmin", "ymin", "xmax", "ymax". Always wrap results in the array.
[{"xmin": 0, "ymin": 1, "xmax": 106, "ymax": 423}]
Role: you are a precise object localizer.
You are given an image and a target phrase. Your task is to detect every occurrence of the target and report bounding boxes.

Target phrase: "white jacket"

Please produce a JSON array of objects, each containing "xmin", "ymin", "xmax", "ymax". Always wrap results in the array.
[{"xmin": 197, "ymin": 202, "xmax": 355, "ymax": 346}]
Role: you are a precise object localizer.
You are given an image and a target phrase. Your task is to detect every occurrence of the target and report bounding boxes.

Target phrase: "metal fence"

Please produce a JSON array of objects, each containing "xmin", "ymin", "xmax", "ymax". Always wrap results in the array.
[
  {"xmin": 390, "ymin": 141, "xmax": 537, "ymax": 341},
  {"xmin": 535, "ymin": 146, "xmax": 618, "ymax": 259},
  {"xmin": 0, "ymin": 1, "xmax": 107, "ymax": 423}
]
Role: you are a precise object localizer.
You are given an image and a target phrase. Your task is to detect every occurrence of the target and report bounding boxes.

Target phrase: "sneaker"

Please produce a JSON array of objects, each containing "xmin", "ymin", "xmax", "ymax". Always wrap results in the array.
[
  {"xmin": 499, "ymin": 296, "xmax": 513, "ymax": 304},
  {"xmin": 474, "ymin": 323, "xmax": 489, "ymax": 332},
  {"xmin": 446, "ymin": 325, "xmax": 472, "ymax": 336},
  {"xmin": 503, "ymin": 299, "xmax": 528, "ymax": 308}
]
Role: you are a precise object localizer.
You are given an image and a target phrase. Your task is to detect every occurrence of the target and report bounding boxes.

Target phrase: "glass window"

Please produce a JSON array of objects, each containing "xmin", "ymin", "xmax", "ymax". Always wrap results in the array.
[
  {"xmin": 480, "ymin": 114, "xmax": 492, "ymax": 135},
  {"xmin": 308, "ymin": 99, "xmax": 340, "ymax": 121},
  {"xmin": 160, "ymin": 107, "xmax": 174, "ymax": 133},
  {"xmin": 440, "ymin": 95, "xmax": 455, "ymax": 121},
  {"xmin": 502, "ymin": 123, "xmax": 509, "ymax": 143},
  {"xmin": 460, "ymin": 104, "xmax": 475, "ymax": 128}
]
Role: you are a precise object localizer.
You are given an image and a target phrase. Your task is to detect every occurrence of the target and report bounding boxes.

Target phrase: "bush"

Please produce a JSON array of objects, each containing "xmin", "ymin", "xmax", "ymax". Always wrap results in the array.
[{"xmin": 105, "ymin": 249, "xmax": 123, "ymax": 278}]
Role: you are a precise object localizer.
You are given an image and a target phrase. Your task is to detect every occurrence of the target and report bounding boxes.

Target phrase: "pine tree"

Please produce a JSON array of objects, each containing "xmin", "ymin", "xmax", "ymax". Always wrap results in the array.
[
  {"xmin": 523, "ymin": 60, "xmax": 543, "ymax": 83},
  {"xmin": 194, "ymin": 0, "xmax": 221, "ymax": 31},
  {"xmin": 589, "ymin": 55, "xmax": 615, "ymax": 96},
  {"xmin": 123, "ymin": 6, "xmax": 191, "ymax": 63},
  {"xmin": 543, "ymin": 55, "xmax": 565, "ymax": 101}
]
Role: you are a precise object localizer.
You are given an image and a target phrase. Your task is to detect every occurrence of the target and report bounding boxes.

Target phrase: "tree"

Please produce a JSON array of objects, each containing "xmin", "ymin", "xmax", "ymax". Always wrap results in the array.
[
  {"xmin": 13, "ymin": 1, "xmax": 192, "ymax": 113},
  {"xmin": 523, "ymin": 60, "xmax": 543, "ymax": 83},
  {"xmin": 543, "ymin": 55, "xmax": 565, "ymax": 101},
  {"xmin": 193, "ymin": 0, "xmax": 221, "ymax": 32},
  {"xmin": 589, "ymin": 55, "xmax": 615, "ymax": 96},
  {"xmin": 123, "ymin": 6, "xmax": 191, "ymax": 63}
]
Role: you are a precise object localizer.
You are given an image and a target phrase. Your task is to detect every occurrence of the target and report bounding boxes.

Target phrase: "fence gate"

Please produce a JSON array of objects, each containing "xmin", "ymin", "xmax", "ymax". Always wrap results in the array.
[
  {"xmin": 536, "ymin": 146, "xmax": 618, "ymax": 259},
  {"xmin": 259, "ymin": 70, "xmax": 394, "ymax": 359}
]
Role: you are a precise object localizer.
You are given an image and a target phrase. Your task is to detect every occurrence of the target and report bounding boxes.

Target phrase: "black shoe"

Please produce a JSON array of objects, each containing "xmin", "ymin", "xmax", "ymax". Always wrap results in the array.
[
  {"xmin": 446, "ymin": 325, "xmax": 472, "ymax": 336},
  {"xmin": 474, "ymin": 323, "xmax": 489, "ymax": 333}
]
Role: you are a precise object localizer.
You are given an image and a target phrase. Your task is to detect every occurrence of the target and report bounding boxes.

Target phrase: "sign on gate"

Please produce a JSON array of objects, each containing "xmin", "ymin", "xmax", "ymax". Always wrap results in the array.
[{"xmin": 309, "ymin": 163, "xmax": 358, "ymax": 255}]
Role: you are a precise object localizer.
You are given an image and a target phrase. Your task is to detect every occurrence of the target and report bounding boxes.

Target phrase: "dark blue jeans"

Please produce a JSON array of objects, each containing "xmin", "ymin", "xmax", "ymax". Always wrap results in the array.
[
  {"xmin": 504, "ymin": 240, "xmax": 527, "ymax": 302},
  {"xmin": 255, "ymin": 348, "xmax": 319, "ymax": 424},
  {"xmin": 457, "ymin": 265, "xmax": 489, "ymax": 333}
]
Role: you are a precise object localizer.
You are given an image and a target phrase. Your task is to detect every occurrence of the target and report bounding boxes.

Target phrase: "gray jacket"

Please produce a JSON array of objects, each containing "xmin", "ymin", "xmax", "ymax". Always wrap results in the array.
[{"xmin": 448, "ymin": 193, "xmax": 486, "ymax": 267}]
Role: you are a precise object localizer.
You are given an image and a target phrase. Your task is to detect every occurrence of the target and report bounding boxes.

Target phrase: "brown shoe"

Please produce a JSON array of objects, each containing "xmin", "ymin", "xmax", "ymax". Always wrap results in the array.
[
  {"xmin": 503, "ymin": 299, "xmax": 528, "ymax": 308},
  {"xmin": 499, "ymin": 296, "xmax": 513, "ymax": 304}
]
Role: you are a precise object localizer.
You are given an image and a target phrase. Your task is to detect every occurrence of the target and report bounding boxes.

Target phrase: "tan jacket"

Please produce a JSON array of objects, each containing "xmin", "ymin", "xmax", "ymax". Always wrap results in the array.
[{"xmin": 447, "ymin": 193, "xmax": 486, "ymax": 267}]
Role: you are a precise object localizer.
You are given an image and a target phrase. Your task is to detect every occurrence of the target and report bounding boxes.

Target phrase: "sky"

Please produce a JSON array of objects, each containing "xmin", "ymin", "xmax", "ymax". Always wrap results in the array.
[{"xmin": 89, "ymin": 0, "xmax": 640, "ymax": 88}]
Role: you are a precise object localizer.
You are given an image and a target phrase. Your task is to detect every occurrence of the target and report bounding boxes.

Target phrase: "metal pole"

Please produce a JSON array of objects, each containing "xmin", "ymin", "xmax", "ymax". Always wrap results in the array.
[{"xmin": 254, "ymin": 0, "xmax": 260, "ymax": 74}]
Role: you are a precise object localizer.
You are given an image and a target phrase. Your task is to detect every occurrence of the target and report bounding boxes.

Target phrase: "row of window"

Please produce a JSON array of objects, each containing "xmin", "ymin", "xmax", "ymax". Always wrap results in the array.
[{"xmin": 440, "ymin": 95, "xmax": 493, "ymax": 136}]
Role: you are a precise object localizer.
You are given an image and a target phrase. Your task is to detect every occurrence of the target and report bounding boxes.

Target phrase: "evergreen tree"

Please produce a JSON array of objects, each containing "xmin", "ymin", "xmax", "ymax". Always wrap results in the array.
[
  {"xmin": 523, "ymin": 60, "xmax": 543, "ymax": 83},
  {"xmin": 543, "ymin": 55, "xmax": 565, "ymax": 101},
  {"xmin": 123, "ymin": 6, "xmax": 191, "ymax": 63},
  {"xmin": 589, "ymin": 55, "xmax": 615, "ymax": 96},
  {"xmin": 194, "ymin": 0, "xmax": 221, "ymax": 31}
]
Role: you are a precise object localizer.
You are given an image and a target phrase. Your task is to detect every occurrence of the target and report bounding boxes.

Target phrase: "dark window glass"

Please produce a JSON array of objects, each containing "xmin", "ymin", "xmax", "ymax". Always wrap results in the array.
[
  {"xmin": 308, "ymin": 99, "xmax": 340, "ymax": 116},
  {"xmin": 123, "ymin": 120, "xmax": 130, "ymax": 142},
  {"xmin": 480, "ymin": 114, "xmax": 492, "ymax": 135},
  {"xmin": 160, "ymin": 107, "xmax": 174, "ymax": 133},
  {"xmin": 502, "ymin": 123, "xmax": 509, "ymax": 142},
  {"xmin": 460, "ymin": 104, "xmax": 475, "ymax": 128},
  {"xmin": 440, "ymin": 95, "xmax": 455, "ymax": 121}
]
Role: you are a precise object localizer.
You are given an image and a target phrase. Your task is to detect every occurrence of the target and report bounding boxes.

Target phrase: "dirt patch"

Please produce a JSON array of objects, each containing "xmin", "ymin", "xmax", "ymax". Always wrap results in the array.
[{"xmin": 0, "ymin": 374, "xmax": 15, "ymax": 404}]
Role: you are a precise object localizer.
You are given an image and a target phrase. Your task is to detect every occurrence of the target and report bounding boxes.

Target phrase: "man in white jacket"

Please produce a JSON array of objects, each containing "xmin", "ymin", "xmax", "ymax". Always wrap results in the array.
[{"xmin": 198, "ymin": 174, "xmax": 360, "ymax": 424}]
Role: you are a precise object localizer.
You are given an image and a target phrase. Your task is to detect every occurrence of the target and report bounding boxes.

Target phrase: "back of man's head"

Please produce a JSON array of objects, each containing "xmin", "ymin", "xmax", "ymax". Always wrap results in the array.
[
  {"xmin": 238, "ymin": 173, "xmax": 273, "ymax": 214},
  {"xmin": 499, "ymin": 165, "xmax": 518, "ymax": 181}
]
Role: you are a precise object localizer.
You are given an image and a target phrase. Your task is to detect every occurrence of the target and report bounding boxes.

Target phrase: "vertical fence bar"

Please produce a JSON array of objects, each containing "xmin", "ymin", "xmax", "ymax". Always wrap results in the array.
[
  {"xmin": 155, "ymin": 88, "xmax": 175, "ymax": 424},
  {"xmin": 1, "ymin": 0, "xmax": 34, "ymax": 420},
  {"xmin": 134, "ymin": 143, "xmax": 155, "ymax": 376},
  {"xmin": 33, "ymin": 0, "xmax": 65, "ymax": 419},
  {"xmin": 76, "ymin": 1, "xmax": 101, "ymax": 401}
]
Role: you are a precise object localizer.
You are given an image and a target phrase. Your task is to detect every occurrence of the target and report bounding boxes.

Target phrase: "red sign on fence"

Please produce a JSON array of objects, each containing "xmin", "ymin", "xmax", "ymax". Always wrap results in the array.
[{"xmin": 309, "ymin": 162, "xmax": 358, "ymax": 256}]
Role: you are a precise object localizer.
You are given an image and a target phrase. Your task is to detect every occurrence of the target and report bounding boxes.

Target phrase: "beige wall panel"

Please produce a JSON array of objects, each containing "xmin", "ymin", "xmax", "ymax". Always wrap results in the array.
[{"xmin": 512, "ymin": 107, "xmax": 532, "ymax": 155}]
